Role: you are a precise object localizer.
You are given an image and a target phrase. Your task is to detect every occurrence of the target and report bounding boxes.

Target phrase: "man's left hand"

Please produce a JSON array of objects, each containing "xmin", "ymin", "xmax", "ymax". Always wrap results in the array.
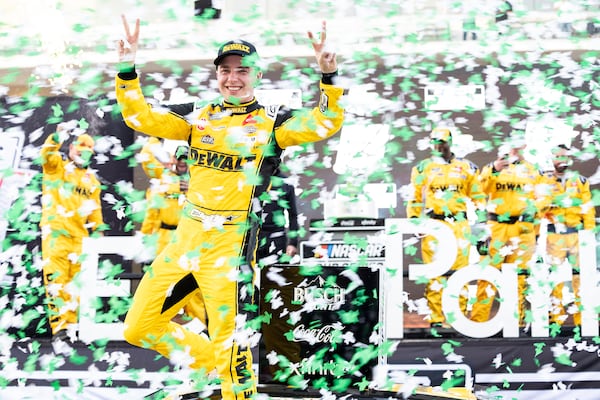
[{"xmin": 308, "ymin": 21, "xmax": 337, "ymax": 74}]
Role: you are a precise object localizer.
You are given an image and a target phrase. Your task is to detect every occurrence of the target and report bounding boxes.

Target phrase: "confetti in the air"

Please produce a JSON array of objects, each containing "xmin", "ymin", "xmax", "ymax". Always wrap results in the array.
[{"xmin": 0, "ymin": 1, "xmax": 599, "ymax": 400}]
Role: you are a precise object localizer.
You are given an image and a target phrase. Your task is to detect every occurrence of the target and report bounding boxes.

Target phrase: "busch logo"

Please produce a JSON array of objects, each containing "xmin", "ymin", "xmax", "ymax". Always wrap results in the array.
[{"xmin": 293, "ymin": 276, "xmax": 346, "ymax": 310}]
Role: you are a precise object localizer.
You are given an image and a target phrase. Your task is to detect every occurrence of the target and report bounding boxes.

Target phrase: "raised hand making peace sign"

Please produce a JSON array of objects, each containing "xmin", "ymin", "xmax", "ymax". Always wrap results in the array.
[
  {"xmin": 307, "ymin": 20, "xmax": 337, "ymax": 74},
  {"xmin": 118, "ymin": 15, "xmax": 140, "ymax": 67}
]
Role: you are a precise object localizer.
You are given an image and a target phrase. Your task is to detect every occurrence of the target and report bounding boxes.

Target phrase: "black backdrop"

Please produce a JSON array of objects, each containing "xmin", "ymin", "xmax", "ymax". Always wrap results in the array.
[{"xmin": 0, "ymin": 51, "xmax": 598, "ymax": 338}]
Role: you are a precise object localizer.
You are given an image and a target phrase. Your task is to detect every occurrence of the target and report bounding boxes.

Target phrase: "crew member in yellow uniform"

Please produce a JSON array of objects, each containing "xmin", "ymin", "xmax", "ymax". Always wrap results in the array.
[
  {"xmin": 40, "ymin": 124, "xmax": 105, "ymax": 341},
  {"xmin": 139, "ymin": 139, "xmax": 207, "ymax": 326},
  {"xmin": 407, "ymin": 127, "xmax": 486, "ymax": 328},
  {"xmin": 117, "ymin": 17, "xmax": 344, "ymax": 400},
  {"xmin": 471, "ymin": 134, "xmax": 549, "ymax": 324},
  {"xmin": 543, "ymin": 144, "xmax": 596, "ymax": 326},
  {"xmin": 139, "ymin": 139, "xmax": 190, "ymax": 257}
]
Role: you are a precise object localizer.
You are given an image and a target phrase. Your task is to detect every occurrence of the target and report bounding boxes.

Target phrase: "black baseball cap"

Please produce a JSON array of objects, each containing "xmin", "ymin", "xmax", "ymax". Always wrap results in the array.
[
  {"xmin": 213, "ymin": 39, "xmax": 259, "ymax": 66},
  {"xmin": 175, "ymin": 145, "xmax": 189, "ymax": 160}
]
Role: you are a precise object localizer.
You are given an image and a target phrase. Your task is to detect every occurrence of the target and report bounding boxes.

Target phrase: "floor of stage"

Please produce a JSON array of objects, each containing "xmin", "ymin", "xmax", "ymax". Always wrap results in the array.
[{"xmin": 3, "ymin": 329, "xmax": 600, "ymax": 400}]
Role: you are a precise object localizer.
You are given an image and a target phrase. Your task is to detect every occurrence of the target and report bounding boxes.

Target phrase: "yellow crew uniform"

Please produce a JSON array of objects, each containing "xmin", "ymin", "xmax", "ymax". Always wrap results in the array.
[
  {"xmin": 139, "ymin": 138, "xmax": 187, "ymax": 257},
  {"xmin": 407, "ymin": 154, "xmax": 486, "ymax": 325},
  {"xmin": 40, "ymin": 134, "xmax": 104, "ymax": 335},
  {"xmin": 544, "ymin": 171, "xmax": 595, "ymax": 326},
  {"xmin": 471, "ymin": 160, "xmax": 548, "ymax": 324}
]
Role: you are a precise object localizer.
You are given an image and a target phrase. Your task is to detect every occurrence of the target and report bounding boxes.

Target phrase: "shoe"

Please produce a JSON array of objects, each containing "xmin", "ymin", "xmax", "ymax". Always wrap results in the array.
[{"xmin": 430, "ymin": 322, "xmax": 444, "ymax": 328}]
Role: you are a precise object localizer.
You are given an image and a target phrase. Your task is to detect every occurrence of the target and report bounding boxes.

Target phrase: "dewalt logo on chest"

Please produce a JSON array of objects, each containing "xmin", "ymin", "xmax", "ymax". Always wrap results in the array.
[{"xmin": 189, "ymin": 148, "xmax": 256, "ymax": 171}]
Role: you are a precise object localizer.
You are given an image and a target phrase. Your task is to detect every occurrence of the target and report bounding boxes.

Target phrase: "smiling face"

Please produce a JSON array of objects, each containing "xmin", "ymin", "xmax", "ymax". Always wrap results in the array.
[
  {"xmin": 174, "ymin": 157, "xmax": 188, "ymax": 175},
  {"xmin": 216, "ymin": 55, "xmax": 262, "ymax": 103},
  {"xmin": 552, "ymin": 146, "xmax": 571, "ymax": 173},
  {"xmin": 431, "ymin": 140, "xmax": 452, "ymax": 161}
]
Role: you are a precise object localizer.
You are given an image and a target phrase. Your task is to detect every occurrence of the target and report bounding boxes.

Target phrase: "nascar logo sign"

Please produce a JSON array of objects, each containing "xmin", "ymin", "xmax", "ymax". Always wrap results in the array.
[{"xmin": 300, "ymin": 241, "xmax": 385, "ymax": 266}]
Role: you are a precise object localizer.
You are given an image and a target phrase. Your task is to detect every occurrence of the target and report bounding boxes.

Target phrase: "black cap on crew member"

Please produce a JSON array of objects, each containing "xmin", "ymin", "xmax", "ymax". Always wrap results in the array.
[{"xmin": 175, "ymin": 145, "xmax": 189, "ymax": 160}]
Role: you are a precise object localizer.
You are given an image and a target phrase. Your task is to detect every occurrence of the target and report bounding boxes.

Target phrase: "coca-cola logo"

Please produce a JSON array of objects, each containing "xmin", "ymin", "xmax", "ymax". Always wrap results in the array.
[{"xmin": 292, "ymin": 323, "xmax": 339, "ymax": 344}]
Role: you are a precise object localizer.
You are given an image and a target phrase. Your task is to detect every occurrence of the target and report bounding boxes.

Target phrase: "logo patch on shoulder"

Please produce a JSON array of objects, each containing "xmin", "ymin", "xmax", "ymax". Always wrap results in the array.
[{"xmin": 264, "ymin": 105, "xmax": 280, "ymax": 120}]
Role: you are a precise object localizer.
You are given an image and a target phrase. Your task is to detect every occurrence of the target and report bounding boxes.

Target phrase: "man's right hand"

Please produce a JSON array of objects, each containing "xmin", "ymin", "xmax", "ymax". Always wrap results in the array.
[
  {"xmin": 118, "ymin": 15, "xmax": 140, "ymax": 68},
  {"xmin": 493, "ymin": 157, "xmax": 510, "ymax": 172},
  {"xmin": 179, "ymin": 179, "xmax": 189, "ymax": 193}
]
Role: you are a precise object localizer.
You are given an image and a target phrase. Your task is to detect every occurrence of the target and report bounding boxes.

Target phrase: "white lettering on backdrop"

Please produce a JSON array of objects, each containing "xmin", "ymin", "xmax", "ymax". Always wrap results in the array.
[{"xmin": 383, "ymin": 218, "xmax": 598, "ymax": 339}]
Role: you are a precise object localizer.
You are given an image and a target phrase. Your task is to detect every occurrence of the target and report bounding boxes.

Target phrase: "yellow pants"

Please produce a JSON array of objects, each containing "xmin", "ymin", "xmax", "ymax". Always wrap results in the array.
[
  {"xmin": 471, "ymin": 221, "xmax": 535, "ymax": 324},
  {"xmin": 148, "ymin": 227, "xmax": 207, "ymax": 325},
  {"xmin": 42, "ymin": 233, "xmax": 83, "ymax": 335},
  {"xmin": 124, "ymin": 215, "xmax": 257, "ymax": 400},
  {"xmin": 421, "ymin": 219, "xmax": 470, "ymax": 324},
  {"xmin": 547, "ymin": 231, "xmax": 581, "ymax": 326}
]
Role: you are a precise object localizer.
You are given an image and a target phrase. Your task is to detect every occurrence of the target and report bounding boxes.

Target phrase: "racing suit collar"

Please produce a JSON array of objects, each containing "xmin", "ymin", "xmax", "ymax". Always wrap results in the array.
[
  {"xmin": 218, "ymin": 98, "xmax": 260, "ymax": 114},
  {"xmin": 431, "ymin": 153, "xmax": 455, "ymax": 164}
]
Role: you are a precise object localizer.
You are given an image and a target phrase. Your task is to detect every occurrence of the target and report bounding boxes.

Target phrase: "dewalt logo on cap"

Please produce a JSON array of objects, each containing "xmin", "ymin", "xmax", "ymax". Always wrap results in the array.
[
  {"xmin": 214, "ymin": 39, "xmax": 258, "ymax": 66},
  {"xmin": 221, "ymin": 43, "xmax": 251, "ymax": 55}
]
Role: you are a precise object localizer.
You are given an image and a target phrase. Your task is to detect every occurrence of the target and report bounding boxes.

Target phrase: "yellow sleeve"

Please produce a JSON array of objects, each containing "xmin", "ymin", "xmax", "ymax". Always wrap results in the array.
[
  {"xmin": 478, "ymin": 163, "xmax": 494, "ymax": 195},
  {"xmin": 88, "ymin": 176, "xmax": 105, "ymax": 232},
  {"xmin": 140, "ymin": 189, "xmax": 162, "ymax": 234},
  {"xmin": 116, "ymin": 75, "xmax": 191, "ymax": 141},
  {"xmin": 40, "ymin": 133, "xmax": 63, "ymax": 174},
  {"xmin": 407, "ymin": 164, "xmax": 424, "ymax": 218},
  {"xmin": 274, "ymin": 82, "xmax": 344, "ymax": 148},
  {"xmin": 140, "ymin": 137, "xmax": 165, "ymax": 179},
  {"xmin": 468, "ymin": 169, "xmax": 487, "ymax": 221},
  {"xmin": 581, "ymin": 178, "xmax": 596, "ymax": 230}
]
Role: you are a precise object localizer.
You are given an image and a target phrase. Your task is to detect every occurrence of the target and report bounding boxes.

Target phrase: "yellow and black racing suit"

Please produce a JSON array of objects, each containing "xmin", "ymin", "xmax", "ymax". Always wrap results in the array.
[
  {"xmin": 40, "ymin": 134, "xmax": 104, "ymax": 335},
  {"xmin": 471, "ymin": 160, "xmax": 549, "ymax": 324},
  {"xmin": 116, "ymin": 72, "xmax": 344, "ymax": 400},
  {"xmin": 407, "ymin": 155, "xmax": 486, "ymax": 325},
  {"xmin": 544, "ymin": 171, "xmax": 596, "ymax": 326}
]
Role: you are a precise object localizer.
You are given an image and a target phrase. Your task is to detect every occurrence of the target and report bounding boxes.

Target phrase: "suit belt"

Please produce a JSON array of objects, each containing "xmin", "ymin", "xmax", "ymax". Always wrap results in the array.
[
  {"xmin": 488, "ymin": 213, "xmax": 534, "ymax": 224},
  {"xmin": 426, "ymin": 211, "xmax": 466, "ymax": 222},
  {"xmin": 547, "ymin": 224, "xmax": 580, "ymax": 234},
  {"xmin": 160, "ymin": 222, "xmax": 178, "ymax": 230}
]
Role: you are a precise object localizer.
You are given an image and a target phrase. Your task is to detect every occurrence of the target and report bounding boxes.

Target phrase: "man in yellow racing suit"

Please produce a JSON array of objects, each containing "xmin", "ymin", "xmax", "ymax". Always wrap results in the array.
[
  {"xmin": 471, "ymin": 135, "xmax": 550, "ymax": 325},
  {"xmin": 40, "ymin": 125, "xmax": 105, "ymax": 340},
  {"xmin": 139, "ymin": 138, "xmax": 187, "ymax": 254},
  {"xmin": 407, "ymin": 127, "xmax": 486, "ymax": 328},
  {"xmin": 543, "ymin": 144, "xmax": 596, "ymax": 326},
  {"xmin": 117, "ymin": 17, "xmax": 343, "ymax": 400}
]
